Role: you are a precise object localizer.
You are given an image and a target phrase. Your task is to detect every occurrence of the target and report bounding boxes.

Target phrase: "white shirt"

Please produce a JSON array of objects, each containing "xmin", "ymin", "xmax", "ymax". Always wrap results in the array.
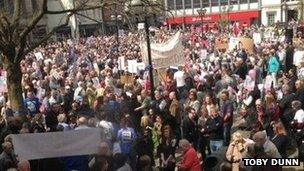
[
  {"xmin": 174, "ymin": 70, "xmax": 185, "ymax": 87},
  {"xmin": 294, "ymin": 109, "xmax": 304, "ymax": 123}
]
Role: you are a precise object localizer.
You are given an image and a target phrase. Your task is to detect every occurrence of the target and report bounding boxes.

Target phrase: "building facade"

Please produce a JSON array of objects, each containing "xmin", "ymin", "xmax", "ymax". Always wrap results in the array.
[
  {"xmin": 164, "ymin": 0, "xmax": 261, "ymax": 28},
  {"xmin": 261, "ymin": 0, "xmax": 304, "ymax": 26}
]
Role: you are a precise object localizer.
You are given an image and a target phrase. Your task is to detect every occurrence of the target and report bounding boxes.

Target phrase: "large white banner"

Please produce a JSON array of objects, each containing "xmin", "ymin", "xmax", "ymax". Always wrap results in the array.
[
  {"xmin": 141, "ymin": 31, "xmax": 185, "ymax": 69},
  {"xmin": 12, "ymin": 128, "xmax": 101, "ymax": 160}
]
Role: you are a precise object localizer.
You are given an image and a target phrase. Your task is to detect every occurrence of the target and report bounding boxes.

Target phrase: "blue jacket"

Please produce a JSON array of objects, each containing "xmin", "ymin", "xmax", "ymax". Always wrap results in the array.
[{"xmin": 268, "ymin": 56, "xmax": 280, "ymax": 74}]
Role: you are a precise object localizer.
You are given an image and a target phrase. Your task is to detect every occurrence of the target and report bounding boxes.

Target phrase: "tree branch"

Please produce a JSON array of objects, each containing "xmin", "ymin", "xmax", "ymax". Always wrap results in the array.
[
  {"xmin": 12, "ymin": 0, "xmax": 22, "ymax": 26},
  {"xmin": 19, "ymin": 0, "xmax": 47, "ymax": 39},
  {"xmin": 21, "ymin": 13, "xmax": 73, "ymax": 59}
]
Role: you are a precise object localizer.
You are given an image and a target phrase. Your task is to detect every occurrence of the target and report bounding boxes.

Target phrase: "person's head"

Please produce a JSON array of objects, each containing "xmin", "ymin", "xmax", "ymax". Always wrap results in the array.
[
  {"xmin": 220, "ymin": 90, "xmax": 229, "ymax": 102},
  {"xmin": 272, "ymin": 122, "xmax": 287, "ymax": 136},
  {"xmin": 155, "ymin": 115, "xmax": 162, "ymax": 123},
  {"xmin": 179, "ymin": 139, "xmax": 191, "ymax": 152},
  {"xmin": 113, "ymin": 153, "xmax": 128, "ymax": 169},
  {"xmin": 255, "ymin": 99, "xmax": 263, "ymax": 110},
  {"xmin": 231, "ymin": 132, "xmax": 244, "ymax": 144},
  {"xmin": 138, "ymin": 155, "xmax": 152, "ymax": 170},
  {"xmin": 18, "ymin": 160, "xmax": 30, "ymax": 171},
  {"xmin": 77, "ymin": 117, "xmax": 88, "ymax": 127},
  {"xmin": 292, "ymin": 100, "xmax": 302, "ymax": 111},
  {"xmin": 91, "ymin": 157, "xmax": 108, "ymax": 171},
  {"xmin": 2, "ymin": 141, "xmax": 13, "ymax": 154},
  {"xmin": 282, "ymin": 84, "xmax": 291, "ymax": 95},
  {"xmin": 154, "ymin": 90, "xmax": 162, "ymax": 100},
  {"xmin": 140, "ymin": 115, "xmax": 151, "ymax": 128},
  {"xmin": 205, "ymin": 94, "xmax": 213, "ymax": 105},
  {"xmin": 27, "ymin": 91, "xmax": 34, "ymax": 99},
  {"xmin": 51, "ymin": 103, "xmax": 61, "ymax": 113},
  {"xmin": 57, "ymin": 114, "xmax": 67, "ymax": 123},
  {"xmin": 162, "ymin": 125, "xmax": 173, "ymax": 140},
  {"xmin": 189, "ymin": 89, "xmax": 197, "ymax": 100},
  {"xmin": 187, "ymin": 107, "xmax": 196, "ymax": 119},
  {"xmin": 210, "ymin": 105, "xmax": 219, "ymax": 118},
  {"xmin": 169, "ymin": 91, "xmax": 176, "ymax": 100},
  {"xmin": 253, "ymin": 131, "xmax": 267, "ymax": 147}
]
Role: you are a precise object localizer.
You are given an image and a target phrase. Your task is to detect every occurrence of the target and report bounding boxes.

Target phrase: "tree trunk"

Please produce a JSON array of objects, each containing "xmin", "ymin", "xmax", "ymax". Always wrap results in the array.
[{"xmin": 5, "ymin": 62, "xmax": 24, "ymax": 115}]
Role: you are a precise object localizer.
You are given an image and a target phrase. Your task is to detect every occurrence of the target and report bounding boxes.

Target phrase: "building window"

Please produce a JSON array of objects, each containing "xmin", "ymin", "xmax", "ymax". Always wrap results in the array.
[
  {"xmin": 176, "ymin": 0, "xmax": 183, "ymax": 10},
  {"xmin": 220, "ymin": 0, "xmax": 228, "ymax": 6},
  {"xmin": 193, "ymin": 0, "xmax": 201, "ymax": 8},
  {"xmin": 211, "ymin": 0, "xmax": 218, "ymax": 7},
  {"xmin": 250, "ymin": 0, "xmax": 258, "ymax": 3},
  {"xmin": 167, "ymin": 0, "xmax": 175, "ymax": 10},
  {"xmin": 185, "ymin": 0, "xmax": 191, "ymax": 9},
  {"xmin": 267, "ymin": 13, "xmax": 276, "ymax": 25},
  {"xmin": 240, "ymin": 0, "xmax": 248, "ymax": 4},
  {"xmin": 230, "ymin": 0, "xmax": 238, "ymax": 5},
  {"xmin": 202, "ymin": 0, "xmax": 209, "ymax": 8}
]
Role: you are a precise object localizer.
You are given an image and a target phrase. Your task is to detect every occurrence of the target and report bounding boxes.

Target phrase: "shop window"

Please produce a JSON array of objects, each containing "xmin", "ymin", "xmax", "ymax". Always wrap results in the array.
[
  {"xmin": 267, "ymin": 13, "xmax": 276, "ymax": 25},
  {"xmin": 176, "ymin": 0, "xmax": 183, "ymax": 10},
  {"xmin": 250, "ymin": 0, "xmax": 258, "ymax": 3}
]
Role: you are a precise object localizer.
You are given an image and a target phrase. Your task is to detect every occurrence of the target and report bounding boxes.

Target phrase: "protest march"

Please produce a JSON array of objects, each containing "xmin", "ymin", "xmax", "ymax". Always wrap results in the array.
[{"xmin": 0, "ymin": 21, "xmax": 304, "ymax": 171}]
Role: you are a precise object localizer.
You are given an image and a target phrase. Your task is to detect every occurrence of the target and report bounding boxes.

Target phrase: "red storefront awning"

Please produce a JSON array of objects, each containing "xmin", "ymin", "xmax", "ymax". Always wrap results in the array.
[{"xmin": 166, "ymin": 10, "xmax": 259, "ymax": 25}]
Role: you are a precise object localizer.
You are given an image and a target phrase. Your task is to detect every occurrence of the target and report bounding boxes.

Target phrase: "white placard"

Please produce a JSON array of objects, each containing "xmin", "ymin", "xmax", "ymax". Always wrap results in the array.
[
  {"xmin": 12, "ymin": 128, "xmax": 101, "ymax": 160},
  {"xmin": 34, "ymin": 52, "xmax": 44, "ymax": 61}
]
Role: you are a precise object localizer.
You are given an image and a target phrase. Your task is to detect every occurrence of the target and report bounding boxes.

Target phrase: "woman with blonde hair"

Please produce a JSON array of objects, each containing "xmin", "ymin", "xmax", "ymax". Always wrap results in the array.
[
  {"xmin": 225, "ymin": 132, "xmax": 248, "ymax": 171},
  {"xmin": 271, "ymin": 121, "xmax": 289, "ymax": 157}
]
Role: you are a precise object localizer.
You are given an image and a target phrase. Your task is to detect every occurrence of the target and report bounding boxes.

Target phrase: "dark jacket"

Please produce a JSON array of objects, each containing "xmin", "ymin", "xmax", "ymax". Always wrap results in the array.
[
  {"xmin": 45, "ymin": 110, "xmax": 59, "ymax": 132},
  {"xmin": 204, "ymin": 115, "xmax": 223, "ymax": 140},
  {"xmin": 0, "ymin": 152, "xmax": 16, "ymax": 171},
  {"xmin": 182, "ymin": 117, "xmax": 198, "ymax": 144}
]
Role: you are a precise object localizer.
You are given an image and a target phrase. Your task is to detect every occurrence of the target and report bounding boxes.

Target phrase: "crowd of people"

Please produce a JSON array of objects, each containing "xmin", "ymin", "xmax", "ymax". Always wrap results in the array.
[{"xmin": 0, "ymin": 21, "xmax": 304, "ymax": 171}]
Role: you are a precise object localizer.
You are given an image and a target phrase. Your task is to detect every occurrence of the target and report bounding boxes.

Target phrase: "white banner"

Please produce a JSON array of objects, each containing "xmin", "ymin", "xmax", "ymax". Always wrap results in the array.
[
  {"xmin": 12, "ymin": 128, "xmax": 101, "ymax": 160},
  {"xmin": 141, "ymin": 31, "xmax": 185, "ymax": 69}
]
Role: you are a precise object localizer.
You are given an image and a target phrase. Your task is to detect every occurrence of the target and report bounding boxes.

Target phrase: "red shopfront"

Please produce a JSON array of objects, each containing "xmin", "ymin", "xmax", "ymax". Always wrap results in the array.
[{"xmin": 165, "ymin": 10, "xmax": 260, "ymax": 27}]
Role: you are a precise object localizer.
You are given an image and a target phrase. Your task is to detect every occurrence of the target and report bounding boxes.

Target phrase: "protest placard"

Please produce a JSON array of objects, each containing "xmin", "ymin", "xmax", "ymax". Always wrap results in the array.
[
  {"xmin": 12, "ymin": 128, "xmax": 101, "ymax": 160},
  {"xmin": 215, "ymin": 38, "xmax": 228, "ymax": 49},
  {"xmin": 238, "ymin": 37, "xmax": 254, "ymax": 54},
  {"xmin": 34, "ymin": 52, "xmax": 44, "ymax": 61},
  {"xmin": 141, "ymin": 31, "xmax": 185, "ymax": 69}
]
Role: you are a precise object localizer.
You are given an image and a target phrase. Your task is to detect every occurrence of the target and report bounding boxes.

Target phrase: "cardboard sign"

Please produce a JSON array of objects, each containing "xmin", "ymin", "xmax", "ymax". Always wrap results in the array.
[
  {"xmin": 34, "ymin": 52, "xmax": 44, "ymax": 61},
  {"xmin": 238, "ymin": 37, "xmax": 254, "ymax": 54},
  {"xmin": 215, "ymin": 38, "xmax": 228, "ymax": 49},
  {"xmin": 120, "ymin": 75, "xmax": 134, "ymax": 85}
]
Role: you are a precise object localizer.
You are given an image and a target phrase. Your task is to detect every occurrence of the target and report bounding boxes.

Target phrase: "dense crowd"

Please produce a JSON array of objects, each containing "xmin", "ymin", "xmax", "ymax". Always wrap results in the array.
[{"xmin": 0, "ymin": 22, "xmax": 304, "ymax": 171}]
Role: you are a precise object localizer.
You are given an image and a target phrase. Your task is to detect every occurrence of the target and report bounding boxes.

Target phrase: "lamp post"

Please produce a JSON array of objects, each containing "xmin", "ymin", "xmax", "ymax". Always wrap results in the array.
[
  {"xmin": 127, "ymin": 0, "xmax": 156, "ymax": 99},
  {"xmin": 197, "ymin": 8, "xmax": 207, "ymax": 35},
  {"xmin": 111, "ymin": 14, "xmax": 122, "ymax": 45}
]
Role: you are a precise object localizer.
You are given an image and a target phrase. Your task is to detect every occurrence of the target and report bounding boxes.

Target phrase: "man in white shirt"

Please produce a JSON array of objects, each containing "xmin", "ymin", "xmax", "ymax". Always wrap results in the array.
[
  {"xmin": 174, "ymin": 66, "xmax": 186, "ymax": 99},
  {"xmin": 292, "ymin": 100, "xmax": 304, "ymax": 124}
]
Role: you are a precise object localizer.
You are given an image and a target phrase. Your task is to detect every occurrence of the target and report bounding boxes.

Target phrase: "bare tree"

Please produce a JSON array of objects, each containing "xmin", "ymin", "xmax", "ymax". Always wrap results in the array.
[
  {"xmin": 0, "ymin": 0, "xmax": 167, "ymax": 115},
  {"xmin": 0, "ymin": 0, "xmax": 104, "ymax": 114}
]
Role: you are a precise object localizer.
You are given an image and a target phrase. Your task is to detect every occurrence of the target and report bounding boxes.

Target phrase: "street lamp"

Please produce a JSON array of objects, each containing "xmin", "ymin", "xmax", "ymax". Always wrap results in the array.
[
  {"xmin": 127, "ymin": 0, "xmax": 156, "ymax": 99},
  {"xmin": 197, "ymin": 8, "xmax": 207, "ymax": 34},
  {"xmin": 111, "ymin": 14, "xmax": 123, "ymax": 45}
]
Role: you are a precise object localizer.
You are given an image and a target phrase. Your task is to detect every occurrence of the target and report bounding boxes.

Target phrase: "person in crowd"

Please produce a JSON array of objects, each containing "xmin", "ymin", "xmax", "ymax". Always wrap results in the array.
[
  {"xmin": 182, "ymin": 107, "xmax": 198, "ymax": 148},
  {"xmin": 267, "ymin": 49, "xmax": 280, "ymax": 87},
  {"xmin": 0, "ymin": 142, "xmax": 17, "ymax": 171},
  {"xmin": 271, "ymin": 121, "xmax": 289, "ymax": 158},
  {"xmin": 57, "ymin": 113, "xmax": 71, "ymax": 131},
  {"xmin": 291, "ymin": 100, "xmax": 304, "ymax": 129},
  {"xmin": 253, "ymin": 131, "xmax": 281, "ymax": 158},
  {"xmin": 225, "ymin": 132, "xmax": 248, "ymax": 171},
  {"xmin": 157, "ymin": 125, "xmax": 176, "ymax": 171},
  {"xmin": 24, "ymin": 91, "xmax": 40, "ymax": 116},
  {"xmin": 184, "ymin": 89, "xmax": 201, "ymax": 114},
  {"xmin": 17, "ymin": 159, "xmax": 31, "ymax": 171},
  {"xmin": 203, "ymin": 105, "xmax": 223, "ymax": 153},
  {"xmin": 114, "ymin": 153, "xmax": 132, "ymax": 171},
  {"xmin": 117, "ymin": 117, "xmax": 136, "ymax": 161},
  {"xmin": 174, "ymin": 66, "xmax": 186, "ymax": 99},
  {"xmin": 219, "ymin": 90, "xmax": 234, "ymax": 146},
  {"xmin": 177, "ymin": 139, "xmax": 201, "ymax": 171},
  {"xmin": 45, "ymin": 103, "xmax": 61, "ymax": 132}
]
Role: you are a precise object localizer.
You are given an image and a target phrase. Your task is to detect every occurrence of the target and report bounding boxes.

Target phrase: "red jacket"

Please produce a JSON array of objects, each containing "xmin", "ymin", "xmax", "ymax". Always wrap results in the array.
[{"xmin": 179, "ymin": 147, "xmax": 202, "ymax": 171}]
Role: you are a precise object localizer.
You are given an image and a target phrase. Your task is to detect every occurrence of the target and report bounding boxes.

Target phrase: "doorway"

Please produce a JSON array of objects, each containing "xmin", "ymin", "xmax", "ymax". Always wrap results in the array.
[{"xmin": 287, "ymin": 9, "xmax": 298, "ymax": 21}]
